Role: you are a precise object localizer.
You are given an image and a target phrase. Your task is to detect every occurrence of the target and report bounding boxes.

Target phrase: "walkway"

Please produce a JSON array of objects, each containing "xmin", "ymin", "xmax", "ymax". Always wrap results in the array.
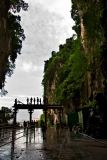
[{"xmin": 0, "ymin": 128, "xmax": 107, "ymax": 160}]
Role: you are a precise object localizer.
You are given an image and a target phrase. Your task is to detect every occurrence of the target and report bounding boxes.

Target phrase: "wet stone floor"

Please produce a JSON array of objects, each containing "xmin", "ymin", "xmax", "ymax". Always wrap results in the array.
[{"xmin": 0, "ymin": 127, "xmax": 107, "ymax": 160}]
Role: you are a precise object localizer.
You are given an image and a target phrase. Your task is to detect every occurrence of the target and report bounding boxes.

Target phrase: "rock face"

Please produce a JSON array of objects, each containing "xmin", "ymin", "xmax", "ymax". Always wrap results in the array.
[
  {"xmin": 42, "ymin": 1, "xmax": 107, "ymax": 129},
  {"xmin": 43, "ymin": 1, "xmax": 105, "ymax": 102},
  {"xmin": 75, "ymin": 0, "xmax": 105, "ymax": 102}
]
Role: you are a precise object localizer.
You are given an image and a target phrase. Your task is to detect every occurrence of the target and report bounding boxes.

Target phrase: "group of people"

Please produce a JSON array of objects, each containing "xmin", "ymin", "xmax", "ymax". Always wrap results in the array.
[
  {"xmin": 23, "ymin": 120, "xmax": 47, "ymax": 139},
  {"xmin": 14, "ymin": 96, "xmax": 49, "ymax": 105},
  {"xmin": 14, "ymin": 97, "xmax": 42, "ymax": 105},
  {"xmin": 27, "ymin": 97, "xmax": 42, "ymax": 105},
  {"xmin": 23, "ymin": 120, "xmax": 39, "ymax": 129}
]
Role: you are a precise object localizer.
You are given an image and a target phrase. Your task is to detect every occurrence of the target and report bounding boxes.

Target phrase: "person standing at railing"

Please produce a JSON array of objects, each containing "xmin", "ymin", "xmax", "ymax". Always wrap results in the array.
[
  {"xmin": 15, "ymin": 98, "xmax": 17, "ymax": 105},
  {"xmin": 34, "ymin": 98, "xmax": 36, "ymax": 104},
  {"xmin": 23, "ymin": 121, "xmax": 27, "ymax": 129},
  {"xmin": 27, "ymin": 98, "xmax": 29, "ymax": 104},
  {"xmin": 30, "ymin": 97, "xmax": 33, "ymax": 104},
  {"xmin": 37, "ymin": 97, "xmax": 39, "ymax": 104}
]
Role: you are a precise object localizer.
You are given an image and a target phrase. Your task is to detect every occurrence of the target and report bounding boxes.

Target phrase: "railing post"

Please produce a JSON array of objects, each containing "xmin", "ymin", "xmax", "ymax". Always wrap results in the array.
[
  {"xmin": 11, "ymin": 128, "xmax": 16, "ymax": 159},
  {"xmin": 13, "ymin": 109, "xmax": 17, "ymax": 126},
  {"xmin": 25, "ymin": 125, "xmax": 28, "ymax": 144},
  {"xmin": 44, "ymin": 109, "xmax": 47, "ymax": 129},
  {"xmin": 61, "ymin": 108, "xmax": 63, "ymax": 126},
  {"xmin": 28, "ymin": 109, "xmax": 33, "ymax": 126},
  {"xmin": 59, "ymin": 109, "xmax": 61, "ymax": 127}
]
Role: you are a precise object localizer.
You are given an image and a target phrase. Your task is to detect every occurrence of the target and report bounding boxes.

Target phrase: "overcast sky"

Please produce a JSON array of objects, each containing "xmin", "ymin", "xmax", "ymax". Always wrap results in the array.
[{"xmin": 0, "ymin": 0, "xmax": 74, "ymax": 121}]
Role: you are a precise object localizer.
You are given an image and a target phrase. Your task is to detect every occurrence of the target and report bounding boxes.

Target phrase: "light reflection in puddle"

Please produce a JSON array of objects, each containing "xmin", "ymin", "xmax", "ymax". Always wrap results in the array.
[{"xmin": 0, "ymin": 128, "xmax": 44, "ymax": 160}]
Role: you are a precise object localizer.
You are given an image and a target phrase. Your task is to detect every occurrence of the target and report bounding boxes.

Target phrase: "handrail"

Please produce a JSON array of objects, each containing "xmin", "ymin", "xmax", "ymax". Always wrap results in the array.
[
  {"xmin": 0, "ymin": 127, "xmax": 21, "ymax": 135},
  {"xmin": 0, "ymin": 135, "xmax": 24, "ymax": 148},
  {"xmin": 0, "ymin": 125, "xmax": 36, "ymax": 148},
  {"xmin": 0, "ymin": 125, "xmax": 21, "ymax": 129},
  {"xmin": 0, "ymin": 130, "xmax": 24, "ymax": 141}
]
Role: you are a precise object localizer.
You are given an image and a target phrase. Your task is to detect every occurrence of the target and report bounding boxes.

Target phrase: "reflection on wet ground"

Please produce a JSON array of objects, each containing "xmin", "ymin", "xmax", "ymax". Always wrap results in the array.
[
  {"xmin": 0, "ymin": 128, "xmax": 43, "ymax": 160},
  {"xmin": 0, "ymin": 127, "xmax": 107, "ymax": 160}
]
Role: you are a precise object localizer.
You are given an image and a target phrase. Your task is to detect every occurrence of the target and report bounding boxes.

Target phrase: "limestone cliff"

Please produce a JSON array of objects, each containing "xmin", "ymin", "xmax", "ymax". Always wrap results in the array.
[
  {"xmin": 43, "ymin": 0, "xmax": 106, "ymax": 110},
  {"xmin": 42, "ymin": 0, "xmax": 107, "ymax": 133},
  {"xmin": 71, "ymin": 0, "xmax": 105, "ymax": 104}
]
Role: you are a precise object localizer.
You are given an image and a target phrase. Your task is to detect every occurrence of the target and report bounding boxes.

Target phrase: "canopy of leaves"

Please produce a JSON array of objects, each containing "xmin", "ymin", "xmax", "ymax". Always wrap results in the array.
[
  {"xmin": 0, "ymin": 107, "xmax": 13, "ymax": 124},
  {"xmin": 0, "ymin": 0, "xmax": 28, "ymax": 95},
  {"xmin": 10, "ymin": 0, "xmax": 28, "ymax": 13}
]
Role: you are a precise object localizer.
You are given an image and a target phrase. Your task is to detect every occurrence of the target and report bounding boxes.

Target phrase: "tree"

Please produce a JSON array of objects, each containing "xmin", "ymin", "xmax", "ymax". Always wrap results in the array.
[
  {"xmin": 0, "ymin": 107, "xmax": 13, "ymax": 124},
  {"xmin": 0, "ymin": 0, "xmax": 28, "ymax": 95}
]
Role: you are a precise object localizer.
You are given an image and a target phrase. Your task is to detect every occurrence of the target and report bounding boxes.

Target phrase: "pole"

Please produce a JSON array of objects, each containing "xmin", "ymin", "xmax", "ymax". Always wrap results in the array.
[
  {"xmin": 13, "ymin": 109, "xmax": 17, "ymax": 126},
  {"xmin": 44, "ymin": 109, "xmax": 47, "ymax": 129},
  {"xmin": 29, "ymin": 110, "xmax": 33, "ymax": 125}
]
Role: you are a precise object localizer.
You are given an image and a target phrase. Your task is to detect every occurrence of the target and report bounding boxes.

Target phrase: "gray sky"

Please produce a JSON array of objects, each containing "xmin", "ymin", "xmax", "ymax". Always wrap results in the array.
[{"xmin": 0, "ymin": 0, "xmax": 74, "ymax": 121}]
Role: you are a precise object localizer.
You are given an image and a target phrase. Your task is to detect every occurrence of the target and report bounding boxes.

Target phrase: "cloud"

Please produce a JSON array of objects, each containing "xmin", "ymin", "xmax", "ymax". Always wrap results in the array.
[
  {"xmin": 25, "ymin": 0, "xmax": 72, "ymax": 16},
  {"xmin": 20, "ymin": 1, "xmax": 74, "ymax": 64},
  {"xmin": 22, "ymin": 62, "xmax": 32, "ymax": 72},
  {"xmin": 0, "ymin": 96, "xmax": 14, "ymax": 108},
  {"xmin": 21, "ymin": 62, "xmax": 43, "ymax": 73},
  {"xmin": 3, "ymin": 0, "xmax": 74, "ymax": 119}
]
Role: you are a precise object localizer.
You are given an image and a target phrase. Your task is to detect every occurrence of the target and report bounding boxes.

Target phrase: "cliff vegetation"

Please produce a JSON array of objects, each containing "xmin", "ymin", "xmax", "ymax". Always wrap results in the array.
[{"xmin": 42, "ymin": 0, "xmax": 105, "ymax": 111}]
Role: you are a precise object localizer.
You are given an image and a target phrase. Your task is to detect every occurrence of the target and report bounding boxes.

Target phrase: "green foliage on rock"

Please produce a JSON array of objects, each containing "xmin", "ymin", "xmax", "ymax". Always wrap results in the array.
[
  {"xmin": 72, "ymin": 0, "xmax": 104, "ymax": 45},
  {"xmin": 42, "ymin": 37, "xmax": 87, "ymax": 105},
  {"xmin": 71, "ymin": 0, "xmax": 105, "ymax": 106},
  {"xmin": 43, "ymin": 0, "xmax": 105, "ymax": 110},
  {"xmin": 56, "ymin": 39, "xmax": 87, "ymax": 103}
]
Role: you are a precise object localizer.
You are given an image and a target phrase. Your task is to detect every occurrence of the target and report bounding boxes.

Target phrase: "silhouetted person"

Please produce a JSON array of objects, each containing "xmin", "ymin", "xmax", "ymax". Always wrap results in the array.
[
  {"xmin": 15, "ymin": 98, "xmax": 17, "ymax": 105},
  {"xmin": 30, "ymin": 97, "xmax": 33, "ymax": 104},
  {"xmin": 37, "ymin": 97, "xmax": 39, "ymax": 104},
  {"xmin": 40, "ymin": 98, "xmax": 41, "ymax": 104},
  {"xmin": 88, "ymin": 111, "xmax": 95, "ymax": 135},
  {"xmin": 40, "ymin": 120, "xmax": 46, "ymax": 139},
  {"xmin": 35, "ymin": 121, "xmax": 39, "ymax": 128},
  {"xmin": 34, "ymin": 98, "xmax": 36, "ymax": 104},
  {"xmin": 43, "ymin": 96, "xmax": 48, "ymax": 104},
  {"xmin": 23, "ymin": 121, "xmax": 27, "ymax": 129},
  {"xmin": 27, "ymin": 98, "xmax": 29, "ymax": 104}
]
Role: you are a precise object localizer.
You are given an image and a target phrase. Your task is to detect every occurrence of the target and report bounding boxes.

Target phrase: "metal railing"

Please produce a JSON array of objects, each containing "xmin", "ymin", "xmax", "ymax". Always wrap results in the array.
[{"xmin": 0, "ymin": 124, "xmax": 36, "ymax": 148}]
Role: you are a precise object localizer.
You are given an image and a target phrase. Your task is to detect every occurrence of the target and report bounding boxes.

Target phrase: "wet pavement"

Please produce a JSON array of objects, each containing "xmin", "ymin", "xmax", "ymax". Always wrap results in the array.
[{"xmin": 0, "ymin": 127, "xmax": 107, "ymax": 160}]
